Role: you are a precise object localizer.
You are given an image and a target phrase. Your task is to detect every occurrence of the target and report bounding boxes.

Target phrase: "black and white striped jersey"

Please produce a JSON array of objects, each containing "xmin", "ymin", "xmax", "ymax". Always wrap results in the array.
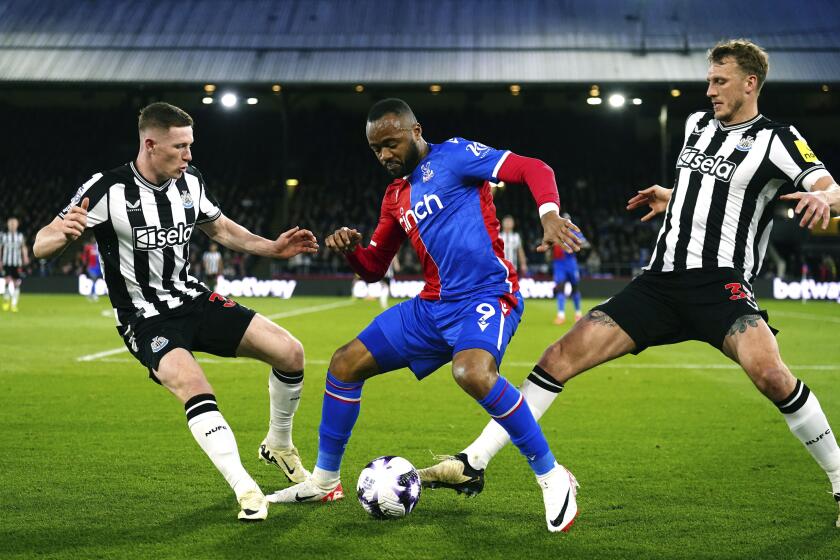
[
  {"xmin": 58, "ymin": 162, "xmax": 222, "ymax": 325},
  {"xmin": 1, "ymin": 231, "xmax": 25, "ymax": 267},
  {"xmin": 202, "ymin": 250, "xmax": 222, "ymax": 276},
  {"xmin": 647, "ymin": 111, "xmax": 830, "ymax": 282},
  {"xmin": 500, "ymin": 231, "xmax": 523, "ymax": 269}
]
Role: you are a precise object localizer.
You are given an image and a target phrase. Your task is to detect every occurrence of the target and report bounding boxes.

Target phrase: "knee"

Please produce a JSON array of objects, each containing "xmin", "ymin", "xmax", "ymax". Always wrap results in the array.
[
  {"xmin": 539, "ymin": 340, "xmax": 573, "ymax": 381},
  {"xmin": 285, "ymin": 337, "xmax": 305, "ymax": 372},
  {"xmin": 451, "ymin": 356, "xmax": 497, "ymax": 400},
  {"xmin": 328, "ymin": 343, "xmax": 361, "ymax": 382}
]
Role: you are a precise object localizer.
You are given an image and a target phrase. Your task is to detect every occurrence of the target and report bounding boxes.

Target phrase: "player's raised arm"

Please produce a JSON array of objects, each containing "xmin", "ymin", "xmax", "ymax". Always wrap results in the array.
[
  {"xmin": 780, "ymin": 175, "xmax": 840, "ymax": 229},
  {"xmin": 199, "ymin": 214, "xmax": 318, "ymax": 259},
  {"xmin": 33, "ymin": 197, "xmax": 89, "ymax": 259},
  {"xmin": 626, "ymin": 185, "xmax": 673, "ymax": 222},
  {"xmin": 495, "ymin": 153, "xmax": 582, "ymax": 253}
]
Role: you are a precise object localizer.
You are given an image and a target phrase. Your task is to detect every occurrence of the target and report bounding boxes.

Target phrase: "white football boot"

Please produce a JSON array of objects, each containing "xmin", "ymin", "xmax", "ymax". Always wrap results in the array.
[
  {"xmin": 258, "ymin": 439, "xmax": 310, "ymax": 483},
  {"xmin": 267, "ymin": 477, "xmax": 345, "ymax": 504},
  {"xmin": 237, "ymin": 488, "xmax": 268, "ymax": 522},
  {"xmin": 417, "ymin": 453, "xmax": 485, "ymax": 496},
  {"xmin": 538, "ymin": 464, "xmax": 579, "ymax": 533}
]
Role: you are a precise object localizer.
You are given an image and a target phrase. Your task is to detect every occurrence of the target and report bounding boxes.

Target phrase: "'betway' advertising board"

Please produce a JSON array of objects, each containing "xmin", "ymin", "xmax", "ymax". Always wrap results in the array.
[
  {"xmin": 354, "ymin": 278, "xmax": 559, "ymax": 299},
  {"xmin": 772, "ymin": 278, "xmax": 840, "ymax": 301},
  {"xmin": 74, "ymin": 275, "xmax": 839, "ymax": 302},
  {"xmin": 77, "ymin": 275, "xmax": 297, "ymax": 299},
  {"xmin": 77, "ymin": 275, "xmax": 557, "ymax": 299}
]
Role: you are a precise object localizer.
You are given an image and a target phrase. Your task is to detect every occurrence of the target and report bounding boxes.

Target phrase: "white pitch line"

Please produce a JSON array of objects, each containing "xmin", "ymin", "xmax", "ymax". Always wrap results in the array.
[
  {"xmin": 772, "ymin": 310, "xmax": 840, "ymax": 324},
  {"xmin": 88, "ymin": 357, "xmax": 834, "ymax": 372},
  {"xmin": 76, "ymin": 347, "xmax": 130, "ymax": 362},
  {"xmin": 265, "ymin": 299, "xmax": 355, "ymax": 320},
  {"xmin": 75, "ymin": 301, "xmax": 357, "ymax": 362}
]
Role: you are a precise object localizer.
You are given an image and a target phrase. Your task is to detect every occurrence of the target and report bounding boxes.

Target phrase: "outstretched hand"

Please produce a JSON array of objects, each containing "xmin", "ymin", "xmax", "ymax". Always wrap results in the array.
[
  {"xmin": 627, "ymin": 185, "xmax": 671, "ymax": 222},
  {"xmin": 61, "ymin": 197, "xmax": 89, "ymax": 241},
  {"xmin": 325, "ymin": 227, "xmax": 363, "ymax": 254},
  {"xmin": 271, "ymin": 226, "xmax": 319, "ymax": 259},
  {"xmin": 779, "ymin": 191, "xmax": 832, "ymax": 230},
  {"xmin": 537, "ymin": 212, "xmax": 582, "ymax": 254}
]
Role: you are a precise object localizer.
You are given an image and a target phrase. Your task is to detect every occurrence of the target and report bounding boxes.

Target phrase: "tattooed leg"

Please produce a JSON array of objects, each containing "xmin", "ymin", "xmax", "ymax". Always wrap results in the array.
[
  {"xmin": 585, "ymin": 309, "xmax": 618, "ymax": 327},
  {"xmin": 726, "ymin": 314, "xmax": 762, "ymax": 337}
]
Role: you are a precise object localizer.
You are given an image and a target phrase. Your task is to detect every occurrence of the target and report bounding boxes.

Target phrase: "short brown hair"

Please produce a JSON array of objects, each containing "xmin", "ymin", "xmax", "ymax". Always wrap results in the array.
[
  {"xmin": 138, "ymin": 102, "xmax": 193, "ymax": 132},
  {"xmin": 708, "ymin": 39, "xmax": 769, "ymax": 91}
]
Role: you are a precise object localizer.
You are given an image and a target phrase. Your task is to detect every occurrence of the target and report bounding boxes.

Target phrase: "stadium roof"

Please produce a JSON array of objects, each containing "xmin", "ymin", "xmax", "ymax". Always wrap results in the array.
[{"xmin": 1, "ymin": 0, "xmax": 839, "ymax": 84}]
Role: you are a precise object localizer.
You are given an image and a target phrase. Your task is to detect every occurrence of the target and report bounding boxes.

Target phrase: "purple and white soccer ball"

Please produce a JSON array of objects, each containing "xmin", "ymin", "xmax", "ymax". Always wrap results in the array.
[{"xmin": 356, "ymin": 456, "xmax": 422, "ymax": 519}]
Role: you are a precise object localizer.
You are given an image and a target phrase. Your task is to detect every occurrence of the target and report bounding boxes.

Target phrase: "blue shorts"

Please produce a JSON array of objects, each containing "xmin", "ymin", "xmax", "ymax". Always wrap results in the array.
[
  {"xmin": 87, "ymin": 266, "xmax": 102, "ymax": 279},
  {"xmin": 553, "ymin": 259, "xmax": 580, "ymax": 285},
  {"xmin": 358, "ymin": 292, "xmax": 524, "ymax": 380}
]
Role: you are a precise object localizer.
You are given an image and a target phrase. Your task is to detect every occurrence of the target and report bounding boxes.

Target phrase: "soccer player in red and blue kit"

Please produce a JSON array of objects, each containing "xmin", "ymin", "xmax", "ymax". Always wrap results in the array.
[
  {"xmin": 268, "ymin": 99, "xmax": 584, "ymax": 532},
  {"xmin": 552, "ymin": 215, "xmax": 589, "ymax": 324},
  {"xmin": 81, "ymin": 240, "xmax": 102, "ymax": 301}
]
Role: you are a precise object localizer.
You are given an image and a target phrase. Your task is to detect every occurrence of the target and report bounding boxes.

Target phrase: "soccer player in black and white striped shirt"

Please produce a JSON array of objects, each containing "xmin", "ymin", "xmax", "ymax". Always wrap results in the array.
[
  {"xmin": 499, "ymin": 215, "xmax": 528, "ymax": 277},
  {"xmin": 33, "ymin": 102, "xmax": 320, "ymax": 521},
  {"xmin": 2, "ymin": 216, "xmax": 29, "ymax": 312},
  {"xmin": 420, "ymin": 40, "xmax": 840, "ymax": 526}
]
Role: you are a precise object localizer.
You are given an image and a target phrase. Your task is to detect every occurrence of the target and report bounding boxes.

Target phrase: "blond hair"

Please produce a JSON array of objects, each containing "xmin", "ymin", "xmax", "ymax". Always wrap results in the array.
[{"xmin": 708, "ymin": 39, "xmax": 769, "ymax": 91}]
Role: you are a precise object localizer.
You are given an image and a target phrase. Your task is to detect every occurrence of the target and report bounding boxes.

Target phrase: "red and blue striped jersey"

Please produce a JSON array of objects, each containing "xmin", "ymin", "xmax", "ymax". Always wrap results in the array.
[{"xmin": 348, "ymin": 138, "xmax": 518, "ymax": 301}]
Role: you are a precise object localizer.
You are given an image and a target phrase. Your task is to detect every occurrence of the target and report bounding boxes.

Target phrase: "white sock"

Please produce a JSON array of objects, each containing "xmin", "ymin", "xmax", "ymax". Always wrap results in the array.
[
  {"xmin": 379, "ymin": 284, "xmax": 388, "ymax": 308},
  {"xmin": 186, "ymin": 394, "xmax": 258, "ymax": 499},
  {"xmin": 777, "ymin": 381, "xmax": 840, "ymax": 492},
  {"xmin": 462, "ymin": 365, "xmax": 564, "ymax": 470},
  {"xmin": 12, "ymin": 286, "xmax": 19, "ymax": 306},
  {"xmin": 267, "ymin": 368, "xmax": 303, "ymax": 449},
  {"xmin": 312, "ymin": 466, "xmax": 340, "ymax": 486}
]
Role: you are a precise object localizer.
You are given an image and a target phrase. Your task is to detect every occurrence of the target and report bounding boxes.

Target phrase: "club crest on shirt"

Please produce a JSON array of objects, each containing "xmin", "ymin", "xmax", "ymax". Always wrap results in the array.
[
  {"xmin": 735, "ymin": 135, "xmax": 755, "ymax": 152},
  {"xmin": 181, "ymin": 191, "xmax": 194, "ymax": 209},
  {"xmin": 150, "ymin": 336, "xmax": 169, "ymax": 353},
  {"xmin": 421, "ymin": 162, "xmax": 435, "ymax": 183}
]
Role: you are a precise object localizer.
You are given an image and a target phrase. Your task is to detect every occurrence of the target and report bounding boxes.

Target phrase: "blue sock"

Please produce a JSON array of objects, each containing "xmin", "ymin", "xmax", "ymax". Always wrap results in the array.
[
  {"xmin": 572, "ymin": 287, "xmax": 581, "ymax": 312},
  {"xmin": 315, "ymin": 372, "xmax": 364, "ymax": 472},
  {"xmin": 478, "ymin": 376, "xmax": 556, "ymax": 475},
  {"xmin": 556, "ymin": 291, "xmax": 566, "ymax": 315}
]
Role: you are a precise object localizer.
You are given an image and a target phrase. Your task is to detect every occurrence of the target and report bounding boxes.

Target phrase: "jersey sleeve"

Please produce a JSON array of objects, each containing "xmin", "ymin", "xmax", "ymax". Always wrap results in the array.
[
  {"xmin": 682, "ymin": 111, "xmax": 708, "ymax": 143},
  {"xmin": 443, "ymin": 137, "xmax": 511, "ymax": 183},
  {"xmin": 191, "ymin": 167, "xmax": 223, "ymax": 223},
  {"xmin": 769, "ymin": 127, "xmax": 830, "ymax": 191},
  {"xmin": 496, "ymin": 153, "xmax": 561, "ymax": 214},
  {"xmin": 345, "ymin": 194, "xmax": 406, "ymax": 282},
  {"xmin": 58, "ymin": 173, "xmax": 109, "ymax": 228}
]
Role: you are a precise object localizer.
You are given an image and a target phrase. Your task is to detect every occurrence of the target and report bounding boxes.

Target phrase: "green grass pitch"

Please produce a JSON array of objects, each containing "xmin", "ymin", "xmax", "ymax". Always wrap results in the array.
[{"xmin": 1, "ymin": 294, "xmax": 839, "ymax": 559}]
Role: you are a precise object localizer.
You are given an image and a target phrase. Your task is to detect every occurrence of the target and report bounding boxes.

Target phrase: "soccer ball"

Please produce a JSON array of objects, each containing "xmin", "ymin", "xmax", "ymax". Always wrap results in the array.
[{"xmin": 356, "ymin": 456, "xmax": 422, "ymax": 519}]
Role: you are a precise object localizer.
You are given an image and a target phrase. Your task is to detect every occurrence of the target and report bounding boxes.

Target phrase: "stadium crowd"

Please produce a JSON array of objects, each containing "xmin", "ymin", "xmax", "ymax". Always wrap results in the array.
[{"xmin": 2, "ymin": 102, "xmax": 836, "ymax": 280}]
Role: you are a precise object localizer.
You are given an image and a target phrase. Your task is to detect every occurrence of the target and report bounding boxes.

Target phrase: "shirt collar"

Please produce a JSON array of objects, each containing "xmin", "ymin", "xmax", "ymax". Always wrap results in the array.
[
  {"xmin": 716, "ymin": 113, "xmax": 763, "ymax": 132},
  {"xmin": 130, "ymin": 161, "xmax": 174, "ymax": 191}
]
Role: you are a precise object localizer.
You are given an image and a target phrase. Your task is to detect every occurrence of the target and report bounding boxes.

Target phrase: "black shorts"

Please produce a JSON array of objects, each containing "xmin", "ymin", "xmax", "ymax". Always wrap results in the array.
[
  {"xmin": 117, "ymin": 291, "xmax": 257, "ymax": 382},
  {"xmin": 3, "ymin": 265, "xmax": 22, "ymax": 279},
  {"xmin": 592, "ymin": 268, "xmax": 777, "ymax": 354}
]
